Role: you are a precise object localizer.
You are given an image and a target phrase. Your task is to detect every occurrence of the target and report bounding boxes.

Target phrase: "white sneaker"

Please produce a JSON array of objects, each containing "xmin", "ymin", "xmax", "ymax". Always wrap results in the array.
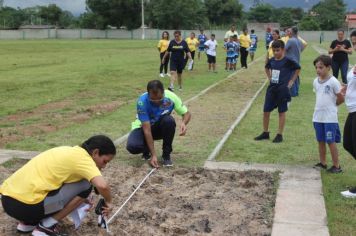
[
  {"xmin": 159, "ymin": 73, "xmax": 164, "ymax": 78},
  {"xmin": 17, "ymin": 222, "xmax": 36, "ymax": 233},
  {"xmin": 166, "ymin": 73, "xmax": 171, "ymax": 77},
  {"xmin": 341, "ymin": 187, "xmax": 356, "ymax": 198}
]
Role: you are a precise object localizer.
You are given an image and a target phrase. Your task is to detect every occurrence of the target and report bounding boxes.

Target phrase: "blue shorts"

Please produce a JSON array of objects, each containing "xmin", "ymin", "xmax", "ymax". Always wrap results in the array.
[
  {"xmin": 313, "ymin": 122, "xmax": 341, "ymax": 143},
  {"xmin": 263, "ymin": 85, "xmax": 291, "ymax": 113},
  {"xmin": 227, "ymin": 56, "xmax": 236, "ymax": 64},
  {"xmin": 250, "ymin": 47, "xmax": 257, "ymax": 53},
  {"xmin": 198, "ymin": 46, "xmax": 205, "ymax": 52}
]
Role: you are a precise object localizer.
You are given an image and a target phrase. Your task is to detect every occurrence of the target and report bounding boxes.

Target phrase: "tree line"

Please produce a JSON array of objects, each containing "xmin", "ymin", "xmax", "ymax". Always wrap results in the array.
[{"xmin": 0, "ymin": 0, "xmax": 349, "ymax": 30}]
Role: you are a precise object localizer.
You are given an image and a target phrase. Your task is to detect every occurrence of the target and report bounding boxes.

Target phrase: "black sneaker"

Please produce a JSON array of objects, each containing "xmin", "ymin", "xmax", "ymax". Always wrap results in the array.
[
  {"xmin": 254, "ymin": 132, "xmax": 270, "ymax": 141},
  {"xmin": 272, "ymin": 134, "xmax": 283, "ymax": 143},
  {"xmin": 168, "ymin": 86, "xmax": 174, "ymax": 92},
  {"xmin": 141, "ymin": 152, "xmax": 151, "ymax": 161},
  {"xmin": 32, "ymin": 223, "xmax": 67, "ymax": 236},
  {"xmin": 327, "ymin": 165, "xmax": 342, "ymax": 174},
  {"xmin": 162, "ymin": 156, "xmax": 173, "ymax": 167},
  {"xmin": 313, "ymin": 162, "xmax": 327, "ymax": 170}
]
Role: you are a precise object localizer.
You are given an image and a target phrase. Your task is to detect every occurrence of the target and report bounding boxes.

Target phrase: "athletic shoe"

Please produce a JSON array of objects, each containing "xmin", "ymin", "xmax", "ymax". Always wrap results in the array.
[
  {"xmin": 254, "ymin": 132, "xmax": 270, "ymax": 141},
  {"xmin": 272, "ymin": 134, "xmax": 283, "ymax": 143},
  {"xmin": 341, "ymin": 187, "xmax": 356, "ymax": 198},
  {"xmin": 327, "ymin": 165, "xmax": 342, "ymax": 174},
  {"xmin": 159, "ymin": 73, "xmax": 164, "ymax": 78},
  {"xmin": 17, "ymin": 222, "xmax": 36, "ymax": 233},
  {"xmin": 168, "ymin": 86, "xmax": 174, "ymax": 92},
  {"xmin": 162, "ymin": 157, "xmax": 173, "ymax": 167},
  {"xmin": 313, "ymin": 162, "xmax": 327, "ymax": 170},
  {"xmin": 141, "ymin": 153, "xmax": 151, "ymax": 161},
  {"xmin": 32, "ymin": 223, "xmax": 67, "ymax": 236},
  {"xmin": 166, "ymin": 73, "xmax": 171, "ymax": 77}
]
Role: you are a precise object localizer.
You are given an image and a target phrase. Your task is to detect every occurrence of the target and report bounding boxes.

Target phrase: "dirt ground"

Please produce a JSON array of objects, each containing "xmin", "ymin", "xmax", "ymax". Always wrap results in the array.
[{"xmin": 0, "ymin": 160, "xmax": 277, "ymax": 236}]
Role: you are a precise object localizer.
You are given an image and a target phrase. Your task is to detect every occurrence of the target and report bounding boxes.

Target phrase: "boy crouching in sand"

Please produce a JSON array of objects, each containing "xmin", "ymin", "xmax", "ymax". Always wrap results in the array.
[{"xmin": 312, "ymin": 55, "xmax": 344, "ymax": 173}]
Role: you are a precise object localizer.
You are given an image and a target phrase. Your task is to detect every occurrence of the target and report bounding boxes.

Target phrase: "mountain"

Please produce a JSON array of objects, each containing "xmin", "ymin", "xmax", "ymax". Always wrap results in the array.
[{"xmin": 239, "ymin": 0, "xmax": 355, "ymax": 12}]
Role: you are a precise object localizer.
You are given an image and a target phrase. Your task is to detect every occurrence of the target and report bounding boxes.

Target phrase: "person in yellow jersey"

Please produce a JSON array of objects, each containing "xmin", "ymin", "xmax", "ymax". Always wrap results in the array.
[
  {"xmin": 158, "ymin": 31, "xmax": 170, "ymax": 78},
  {"xmin": 239, "ymin": 28, "xmax": 251, "ymax": 69},
  {"xmin": 0, "ymin": 135, "xmax": 116, "ymax": 236},
  {"xmin": 266, "ymin": 29, "xmax": 281, "ymax": 64},
  {"xmin": 185, "ymin": 32, "xmax": 199, "ymax": 70}
]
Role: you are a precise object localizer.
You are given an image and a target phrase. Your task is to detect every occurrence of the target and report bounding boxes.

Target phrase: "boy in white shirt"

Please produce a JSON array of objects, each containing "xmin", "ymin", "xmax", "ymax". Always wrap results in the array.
[
  {"xmin": 312, "ymin": 55, "xmax": 344, "ymax": 173},
  {"xmin": 204, "ymin": 34, "xmax": 218, "ymax": 73}
]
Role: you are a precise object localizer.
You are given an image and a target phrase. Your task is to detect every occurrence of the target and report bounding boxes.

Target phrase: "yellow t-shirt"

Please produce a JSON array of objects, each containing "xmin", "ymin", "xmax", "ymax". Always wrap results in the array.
[
  {"xmin": 185, "ymin": 37, "xmax": 199, "ymax": 52},
  {"xmin": 157, "ymin": 39, "xmax": 169, "ymax": 53},
  {"xmin": 268, "ymin": 41, "xmax": 274, "ymax": 59},
  {"xmin": 281, "ymin": 36, "xmax": 289, "ymax": 44},
  {"xmin": 239, "ymin": 34, "xmax": 251, "ymax": 48},
  {"xmin": 0, "ymin": 146, "xmax": 101, "ymax": 204}
]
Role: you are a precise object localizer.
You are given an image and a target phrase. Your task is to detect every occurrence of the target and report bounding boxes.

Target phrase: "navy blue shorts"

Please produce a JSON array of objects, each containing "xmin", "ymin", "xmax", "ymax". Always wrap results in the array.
[
  {"xmin": 263, "ymin": 85, "xmax": 291, "ymax": 113},
  {"xmin": 198, "ymin": 46, "xmax": 205, "ymax": 52},
  {"xmin": 227, "ymin": 56, "xmax": 236, "ymax": 64},
  {"xmin": 313, "ymin": 122, "xmax": 341, "ymax": 143},
  {"xmin": 170, "ymin": 60, "xmax": 184, "ymax": 74}
]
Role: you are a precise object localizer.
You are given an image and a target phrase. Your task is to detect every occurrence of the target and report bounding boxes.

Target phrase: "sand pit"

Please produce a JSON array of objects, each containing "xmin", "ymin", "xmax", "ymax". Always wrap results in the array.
[{"xmin": 0, "ymin": 161, "xmax": 277, "ymax": 236}]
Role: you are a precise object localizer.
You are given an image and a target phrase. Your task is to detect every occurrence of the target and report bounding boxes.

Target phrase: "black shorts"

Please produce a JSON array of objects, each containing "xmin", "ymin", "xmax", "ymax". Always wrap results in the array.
[
  {"xmin": 207, "ymin": 54, "xmax": 216, "ymax": 64},
  {"xmin": 170, "ymin": 60, "xmax": 184, "ymax": 74},
  {"xmin": 263, "ymin": 85, "xmax": 291, "ymax": 113}
]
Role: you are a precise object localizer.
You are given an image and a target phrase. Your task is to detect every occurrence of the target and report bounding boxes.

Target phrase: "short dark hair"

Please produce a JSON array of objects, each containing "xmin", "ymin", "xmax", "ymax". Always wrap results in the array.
[
  {"xmin": 211, "ymin": 34, "xmax": 215, "ymax": 37},
  {"xmin": 251, "ymin": 29, "xmax": 255, "ymax": 33},
  {"xmin": 147, "ymin": 80, "xmax": 164, "ymax": 93},
  {"xmin": 351, "ymin": 30, "xmax": 356, "ymax": 38},
  {"xmin": 191, "ymin": 32, "xmax": 195, "ymax": 36},
  {"xmin": 81, "ymin": 135, "xmax": 116, "ymax": 156},
  {"xmin": 291, "ymin": 26, "xmax": 298, "ymax": 35},
  {"xmin": 313, "ymin": 55, "xmax": 332, "ymax": 67},
  {"xmin": 174, "ymin": 30, "xmax": 181, "ymax": 36},
  {"xmin": 272, "ymin": 40, "xmax": 285, "ymax": 49},
  {"xmin": 337, "ymin": 29, "xmax": 345, "ymax": 33}
]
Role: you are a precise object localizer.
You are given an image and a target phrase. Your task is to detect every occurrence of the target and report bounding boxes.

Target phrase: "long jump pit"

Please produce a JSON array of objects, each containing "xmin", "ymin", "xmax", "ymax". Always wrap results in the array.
[{"xmin": 0, "ymin": 160, "xmax": 278, "ymax": 236}]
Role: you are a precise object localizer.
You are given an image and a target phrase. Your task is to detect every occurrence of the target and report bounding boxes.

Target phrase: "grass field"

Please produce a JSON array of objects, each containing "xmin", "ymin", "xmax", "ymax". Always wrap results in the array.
[
  {"xmin": 1, "ymin": 39, "xmax": 355, "ymax": 235},
  {"xmin": 217, "ymin": 44, "xmax": 356, "ymax": 235}
]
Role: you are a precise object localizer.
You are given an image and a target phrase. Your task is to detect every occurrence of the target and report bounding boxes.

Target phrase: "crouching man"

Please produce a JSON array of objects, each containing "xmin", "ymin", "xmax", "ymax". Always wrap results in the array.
[
  {"xmin": 126, "ymin": 80, "xmax": 191, "ymax": 167},
  {"xmin": 0, "ymin": 135, "xmax": 116, "ymax": 236}
]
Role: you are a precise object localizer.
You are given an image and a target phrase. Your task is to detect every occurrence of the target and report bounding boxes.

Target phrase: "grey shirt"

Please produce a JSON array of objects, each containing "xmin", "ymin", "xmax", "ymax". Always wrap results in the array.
[{"xmin": 285, "ymin": 37, "xmax": 302, "ymax": 63}]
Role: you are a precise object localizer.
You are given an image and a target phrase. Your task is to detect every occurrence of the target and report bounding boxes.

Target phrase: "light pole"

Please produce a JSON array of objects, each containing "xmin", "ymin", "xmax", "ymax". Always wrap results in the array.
[{"xmin": 141, "ymin": 0, "xmax": 145, "ymax": 40}]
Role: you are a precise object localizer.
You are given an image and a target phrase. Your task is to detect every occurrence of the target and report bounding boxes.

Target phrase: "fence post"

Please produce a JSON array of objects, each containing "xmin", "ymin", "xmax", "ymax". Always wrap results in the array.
[
  {"xmin": 131, "ymin": 30, "xmax": 133, "ymax": 40},
  {"xmin": 22, "ymin": 30, "xmax": 25, "ymax": 40},
  {"xmin": 47, "ymin": 29, "xmax": 50, "ymax": 39},
  {"xmin": 105, "ymin": 29, "xmax": 108, "ymax": 39},
  {"xmin": 157, "ymin": 29, "xmax": 159, "ymax": 40},
  {"xmin": 55, "ymin": 28, "xmax": 58, "ymax": 39},
  {"xmin": 80, "ymin": 29, "xmax": 82, "ymax": 39},
  {"xmin": 183, "ymin": 30, "xmax": 186, "ymax": 39}
]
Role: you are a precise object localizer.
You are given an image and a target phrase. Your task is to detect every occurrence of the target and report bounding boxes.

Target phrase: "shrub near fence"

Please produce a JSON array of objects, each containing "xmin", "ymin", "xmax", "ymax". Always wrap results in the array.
[{"xmin": 0, "ymin": 28, "xmax": 347, "ymax": 42}]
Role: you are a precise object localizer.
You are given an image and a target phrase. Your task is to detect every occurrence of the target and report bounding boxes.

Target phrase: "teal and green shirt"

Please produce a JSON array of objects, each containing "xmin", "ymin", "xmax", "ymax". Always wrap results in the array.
[{"xmin": 131, "ymin": 90, "xmax": 188, "ymax": 130}]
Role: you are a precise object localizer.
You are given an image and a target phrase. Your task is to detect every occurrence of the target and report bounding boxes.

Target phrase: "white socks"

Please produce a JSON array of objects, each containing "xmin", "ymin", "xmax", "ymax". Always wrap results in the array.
[{"xmin": 41, "ymin": 217, "xmax": 58, "ymax": 227}]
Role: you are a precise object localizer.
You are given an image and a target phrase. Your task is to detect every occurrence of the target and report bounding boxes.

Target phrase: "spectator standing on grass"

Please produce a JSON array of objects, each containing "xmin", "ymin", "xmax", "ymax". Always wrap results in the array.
[
  {"xmin": 249, "ymin": 29, "xmax": 258, "ymax": 62},
  {"xmin": 329, "ymin": 30, "xmax": 353, "ymax": 85},
  {"xmin": 224, "ymin": 24, "xmax": 239, "ymax": 40},
  {"xmin": 239, "ymin": 28, "xmax": 251, "ymax": 69},
  {"xmin": 197, "ymin": 29, "xmax": 207, "ymax": 60},
  {"xmin": 158, "ymin": 31, "xmax": 170, "ymax": 78},
  {"xmin": 162, "ymin": 30, "xmax": 192, "ymax": 91},
  {"xmin": 185, "ymin": 32, "xmax": 199, "ymax": 70},
  {"xmin": 0, "ymin": 135, "xmax": 116, "ymax": 236},
  {"xmin": 285, "ymin": 26, "xmax": 305, "ymax": 97},
  {"xmin": 312, "ymin": 55, "xmax": 344, "ymax": 174},
  {"xmin": 126, "ymin": 80, "xmax": 191, "ymax": 168},
  {"xmin": 341, "ymin": 30, "xmax": 356, "ymax": 198},
  {"xmin": 266, "ymin": 29, "xmax": 280, "ymax": 64},
  {"xmin": 265, "ymin": 27, "xmax": 273, "ymax": 50},
  {"xmin": 254, "ymin": 40, "xmax": 300, "ymax": 143},
  {"xmin": 205, "ymin": 34, "xmax": 218, "ymax": 73}
]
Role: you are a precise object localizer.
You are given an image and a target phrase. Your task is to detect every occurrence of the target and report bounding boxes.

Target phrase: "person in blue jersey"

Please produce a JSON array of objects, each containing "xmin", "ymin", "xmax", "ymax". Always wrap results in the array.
[
  {"xmin": 162, "ymin": 30, "xmax": 192, "ymax": 91},
  {"xmin": 250, "ymin": 29, "xmax": 258, "ymax": 61},
  {"xmin": 126, "ymin": 80, "xmax": 191, "ymax": 167},
  {"xmin": 265, "ymin": 27, "xmax": 273, "ymax": 50},
  {"xmin": 255, "ymin": 40, "xmax": 300, "ymax": 143},
  {"xmin": 197, "ymin": 29, "xmax": 207, "ymax": 60},
  {"xmin": 233, "ymin": 35, "xmax": 240, "ymax": 71},
  {"xmin": 225, "ymin": 36, "xmax": 238, "ymax": 71}
]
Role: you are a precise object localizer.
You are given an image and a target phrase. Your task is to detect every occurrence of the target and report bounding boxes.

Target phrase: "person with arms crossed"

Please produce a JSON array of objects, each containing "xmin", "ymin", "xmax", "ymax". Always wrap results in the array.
[
  {"xmin": 126, "ymin": 80, "xmax": 191, "ymax": 167},
  {"xmin": 239, "ymin": 28, "xmax": 251, "ymax": 69}
]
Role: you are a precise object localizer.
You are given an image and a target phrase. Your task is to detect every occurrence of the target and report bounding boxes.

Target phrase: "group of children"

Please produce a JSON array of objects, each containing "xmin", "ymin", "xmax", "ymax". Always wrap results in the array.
[{"xmin": 255, "ymin": 29, "xmax": 356, "ymax": 187}]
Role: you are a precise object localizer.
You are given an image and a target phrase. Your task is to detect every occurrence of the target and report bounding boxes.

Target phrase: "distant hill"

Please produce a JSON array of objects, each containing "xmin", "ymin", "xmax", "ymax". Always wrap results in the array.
[{"xmin": 240, "ymin": 0, "xmax": 355, "ymax": 12}]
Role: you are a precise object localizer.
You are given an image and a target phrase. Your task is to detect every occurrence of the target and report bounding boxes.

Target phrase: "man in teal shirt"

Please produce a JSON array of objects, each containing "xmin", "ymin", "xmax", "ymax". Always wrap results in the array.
[{"xmin": 126, "ymin": 80, "xmax": 191, "ymax": 167}]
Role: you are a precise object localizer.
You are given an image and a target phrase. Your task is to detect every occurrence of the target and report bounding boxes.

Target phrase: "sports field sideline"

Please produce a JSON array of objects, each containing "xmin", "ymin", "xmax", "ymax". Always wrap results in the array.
[{"xmin": 0, "ymin": 39, "xmax": 356, "ymax": 235}]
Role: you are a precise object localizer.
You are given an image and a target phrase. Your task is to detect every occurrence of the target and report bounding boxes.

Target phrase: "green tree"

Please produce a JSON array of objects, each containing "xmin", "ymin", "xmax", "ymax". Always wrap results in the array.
[
  {"xmin": 147, "ymin": 0, "xmax": 207, "ymax": 29},
  {"xmin": 78, "ymin": 12, "xmax": 105, "ymax": 29},
  {"xmin": 248, "ymin": 4, "xmax": 274, "ymax": 23},
  {"xmin": 205, "ymin": 0, "xmax": 243, "ymax": 26},
  {"xmin": 278, "ymin": 11, "xmax": 294, "ymax": 27},
  {"xmin": 0, "ymin": 7, "xmax": 25, "ymax": 29},
  {"xmin": 39, "ymin": 4, "xmax": 63, "ymax": 26},
  {"xmin": 299, "ymin": 16, "xmax": 320, "ymax": 30},
  {"xmin": 311, "ymin": 0, "xmax": 346, "ymax": 30},
  {"xmin": 86, "ymin": 0, "xmax": 141, "ymax": 30}
]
